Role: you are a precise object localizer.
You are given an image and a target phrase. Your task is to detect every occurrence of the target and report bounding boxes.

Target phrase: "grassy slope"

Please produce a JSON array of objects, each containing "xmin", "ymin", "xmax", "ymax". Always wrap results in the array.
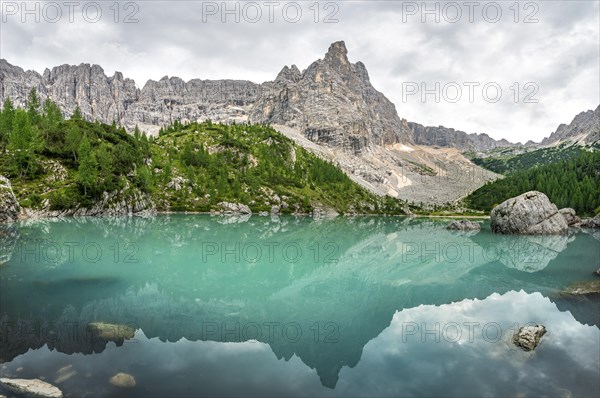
[
  {"xmin": 151, "ymin": 122, "xmax": 410, "ymax": 214},
  {"xmin": 2, "ymin": 120, "xmax": 411, "ymax": 215},
  {"xmin": 468, "ymin": 144, "xmax": 598, "ymax": 175}
]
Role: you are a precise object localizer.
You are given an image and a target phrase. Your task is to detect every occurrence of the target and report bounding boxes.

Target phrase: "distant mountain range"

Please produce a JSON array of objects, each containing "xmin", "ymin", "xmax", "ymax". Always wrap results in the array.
[
  {"xmin": 1, "ymin": 42, "xmax": 597, "ymax": 153},
  {"xmin": 540, "ymin": 105, "xmax": 600, "ymax": 146},
  {"xmin": 1, "ymin": 42, "xmax": 597, "ymax": 205}
]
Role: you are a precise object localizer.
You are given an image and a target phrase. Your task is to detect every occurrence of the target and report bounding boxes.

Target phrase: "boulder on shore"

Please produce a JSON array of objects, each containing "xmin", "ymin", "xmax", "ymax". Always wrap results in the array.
[
  {"xmin": 0, "ymin": 378, "xmax": 63, "ymax": 398},
  {"xmin": 558, "ymin": 208, "xmax": 581, "ymax": 227},
  {"xmin": 490, "ymin": 191, "xmax": 568, "ymax": 235},
  {"xmin": 581, "ymin": 214, "xmax": 600, "ymax": 228},
  {"xmin": 0, "ymin": 176, "xmax": 20, "ymax": 223},
  {"xmin": 446, "ymin": 220, "xmax": 481, "ymax": 231},
  {"xmin": 512, "ymin": 325, "xmax": 546, "ymax": 351},
  {"xmin": 217, "ymin": 202, "xmax": 251, "ymax": 215}
]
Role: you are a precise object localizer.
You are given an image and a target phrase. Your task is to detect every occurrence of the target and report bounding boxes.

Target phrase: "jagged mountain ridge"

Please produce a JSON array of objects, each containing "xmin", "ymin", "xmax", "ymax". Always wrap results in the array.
[
  {"xmin": 2, "ymin": 42, "xmax": 596, "ymax": 153},
  {"xmin": 250, "ymin": 41, "xmax": 414, "ymax": 152},
  {"xmin": 408, "ymin": 122, "xmax": 516, "ymax": 151},
  {"xmin": 541, "ymin": 105, "xmax": 600, "ymax": 146},
  {"xmin": 1, "ymin": 41, "xmax": 511, "ymax": 154},
  {"xmin": 0, "ymin": 41, "xmax": 414, "ymax": 154}
]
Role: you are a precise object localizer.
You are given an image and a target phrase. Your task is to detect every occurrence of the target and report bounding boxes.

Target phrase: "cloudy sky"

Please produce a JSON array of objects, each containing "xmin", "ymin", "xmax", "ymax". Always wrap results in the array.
[{"xmin": 1, "ymin": 0, "xmax": 598, "ymax": 143}]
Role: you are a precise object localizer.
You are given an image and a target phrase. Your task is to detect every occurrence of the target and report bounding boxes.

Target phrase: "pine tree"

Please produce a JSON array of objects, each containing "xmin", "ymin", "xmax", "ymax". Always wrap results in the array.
[
  {"xmin": 27, "ymin": 88, "xmax": 41, "ymax": 125},
  {"xmin": 71, "ymin": 106, "xmax": 83, "ymax": 121},
  {"xmin": 0, "ymin": 98, "xmax": 15, "ymax": 148},
  {"xmin": 42, "ymin": 98, "xmax": 63, "ymax": 131},
  {"xmin": 8, "ymin": 109, "xmax": 41, "ymax": 178},
  {"xmin": 77, "ymin": 134, "xmax": 98, "ymax": 197},
  {"xmin": 95, "ymin": 143, "xmax": 114, "ymax": 190},
  {"xmin": 65, "ymin": 124, "xmax": 82, "ymax": 162}
]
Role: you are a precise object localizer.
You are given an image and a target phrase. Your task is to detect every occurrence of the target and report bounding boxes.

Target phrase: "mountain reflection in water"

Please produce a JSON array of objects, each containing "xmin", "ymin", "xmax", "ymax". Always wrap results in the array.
[{"xmin": 1, "ymin": 215, "xmax": 598, "ymax": 397}]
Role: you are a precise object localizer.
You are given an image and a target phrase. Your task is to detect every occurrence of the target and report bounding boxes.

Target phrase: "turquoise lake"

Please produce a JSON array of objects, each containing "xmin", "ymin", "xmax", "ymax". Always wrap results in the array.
[{"xmin": 1, "ymin": 215, "xmax": 599, "ymax": 397}]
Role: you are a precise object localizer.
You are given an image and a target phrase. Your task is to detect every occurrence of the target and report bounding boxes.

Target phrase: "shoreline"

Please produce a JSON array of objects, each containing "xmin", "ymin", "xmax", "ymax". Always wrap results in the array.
[{"xmin": 10, "ymin": 210, "xmax": 490, "ymax": 222}]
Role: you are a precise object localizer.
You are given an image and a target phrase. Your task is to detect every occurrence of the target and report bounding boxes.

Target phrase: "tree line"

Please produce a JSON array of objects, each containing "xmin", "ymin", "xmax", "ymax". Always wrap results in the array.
[
  {"xmin": 466, "ymin": 150, "xmax": 600, "ymax": 216},
  {"xmin": 0, "ymin": 89, "xmax": 152, "ymax": 207}
]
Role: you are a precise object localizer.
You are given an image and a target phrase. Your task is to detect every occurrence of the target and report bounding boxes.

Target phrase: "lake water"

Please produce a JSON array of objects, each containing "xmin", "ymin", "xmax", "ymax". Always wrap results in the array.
[{"xmin": 1, "ymin": 215, "xmax": 599, "ymax": 397}]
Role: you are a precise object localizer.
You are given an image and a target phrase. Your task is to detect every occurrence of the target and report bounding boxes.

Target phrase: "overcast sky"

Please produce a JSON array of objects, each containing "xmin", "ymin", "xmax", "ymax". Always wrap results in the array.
[{"xmin": 1, "ymin": 0, "xmax": 598, "ymax": 143}]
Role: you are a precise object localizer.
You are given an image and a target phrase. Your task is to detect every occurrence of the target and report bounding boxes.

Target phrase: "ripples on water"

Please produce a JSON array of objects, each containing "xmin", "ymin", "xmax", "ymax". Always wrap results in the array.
[{"xmin": 0, "ymin": 215, "xmax": 598, "ymax": 397}]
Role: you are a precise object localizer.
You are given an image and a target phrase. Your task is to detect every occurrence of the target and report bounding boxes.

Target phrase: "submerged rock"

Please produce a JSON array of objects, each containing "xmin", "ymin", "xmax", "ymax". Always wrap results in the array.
[
  {"xmin": 512, "ymin": 325, "xmax": 546, "ymax": 351},
  {"xmin": 0, "ymin": 378, "xmax": 63, "ymax": 398},
  {"xmin": 490, "ymin": 191, "xmax": 568, "ymax": 235},
  {"xmin": 446, "ymin": 220, "xmax": 481, "ymax": 231},
  {"xmin": 54, "ymin": 365, "xmax": 77, "ymax": 384},
  {"xmin": 0, "ymin": 176, "xmax": 20, "ymax": 223},
  {"xmin": 109, "ymin": 373, "xmax": 136, "ymax": 388},
  {"xmin": 561, "ymin": 280, "xmax": 600, "ymax": 295},
  {"xmin": 558, "ymin": 208, "xmax": 581, "ymax": 227}
]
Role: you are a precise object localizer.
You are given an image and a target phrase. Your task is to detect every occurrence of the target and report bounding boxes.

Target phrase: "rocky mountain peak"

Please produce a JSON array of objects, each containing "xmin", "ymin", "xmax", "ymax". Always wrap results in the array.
[
  {"xmin": 353, "ymin": 61, "xmax": 370, "ymax": 84},
  {"xmin": 275, "ymin": 65, "xmax": 301, "ymax": 82},
  {"xmin": 324, "ymin": 40, "xmax": 350, "ymax": 73},
  {"xmin": 251, "ymin": 41, "xmax": 414, "ymax": 152},
  {"xmin": 541, "ymin": 105, "xmax": 599, "ymax": 146}
]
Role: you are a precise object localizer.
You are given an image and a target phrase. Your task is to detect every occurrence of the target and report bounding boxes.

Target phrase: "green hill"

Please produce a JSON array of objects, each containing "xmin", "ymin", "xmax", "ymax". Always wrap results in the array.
[
  {"xmin": 469, "ymin": 144, "xmax": 597, "ymax": 175},
  {"xmin": 465, "ymin": 151, "xmax": 600, "ymax": 216},
  {"xmin": 0, "ymin": 92, "xmax": 410, "ymax": 215}
]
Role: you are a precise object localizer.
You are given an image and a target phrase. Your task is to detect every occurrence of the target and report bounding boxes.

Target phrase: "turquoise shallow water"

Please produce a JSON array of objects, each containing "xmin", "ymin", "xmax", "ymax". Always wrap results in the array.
[{"xmin": 0, "ymin": 215, "xmax": 599, "ymax": 397}]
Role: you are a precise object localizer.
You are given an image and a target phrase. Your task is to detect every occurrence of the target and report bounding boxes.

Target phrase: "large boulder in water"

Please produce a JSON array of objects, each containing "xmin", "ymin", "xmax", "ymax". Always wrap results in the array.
[
  {"xmin": 490, "ymin": 191, "xmax": 568, "ymax": 235},
  {"xmin": 0, "ymin": 176, "xmax": 20, "ymax": 223}
]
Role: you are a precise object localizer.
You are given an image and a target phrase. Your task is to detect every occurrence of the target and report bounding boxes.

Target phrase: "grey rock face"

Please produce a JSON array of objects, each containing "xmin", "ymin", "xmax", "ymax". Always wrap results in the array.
[
  {"xmin": 0, "ymin": 59, "xmax": 258, "ymax": 136},
  {"xmin": 1, "ymin": 42, "xmax": 412, "ymax": 153},
  {"xmin": 408, "ymin": 122, "xmax": 515, "ymax": 151},
  {"xmin": 541, "ymin": 105, "xmax": 600, "ymax": 146},
  {"xmin": 558, "ymin": 208, "xmax": 581, "ymax": 227},
  {"xmin": 446, "ymin": 220, "xmax": 481, "ymax": 231},
  {"xmin": 490, "ymin": 191, "xmax": 568, "ymax": 235},
  {"xmin": 581, "ymin": 214, "xmax": 600, "ymax": 228},
  {"xmin": 512, "ymin": 325, "xmax": 546, "ymax": 351},
  {"xmin": 0, "ymin": 176, "xmax": 20, "ymax": 223},
  {"xmin": 0, "ymin": 378, "xmax": 63, "ymax": 398},
  {"xmin": 2, "ymin": 47, "xmax": 596, "ymax": 153},
  {"xmin": 251, "ymin": 41, "xmax": 413, "ymax": 154}
]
